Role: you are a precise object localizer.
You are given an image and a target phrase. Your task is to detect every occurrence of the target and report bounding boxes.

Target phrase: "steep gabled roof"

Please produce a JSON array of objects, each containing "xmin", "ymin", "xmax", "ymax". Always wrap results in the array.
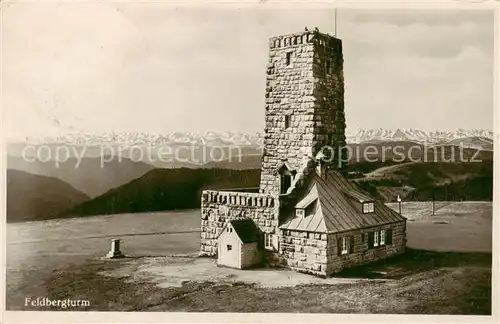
[
  {"xmin": 229, "ymin": 219, "xmax": 261, "ymax": 243},
  {"xmin": 280, "ymin": 170, "xmax": 406, "ymax": 233}
]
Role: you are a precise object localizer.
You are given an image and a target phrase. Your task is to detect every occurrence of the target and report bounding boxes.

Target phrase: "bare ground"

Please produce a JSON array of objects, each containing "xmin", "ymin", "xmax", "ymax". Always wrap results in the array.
[{"xmin": 11, "ymin": 249, "xmax": 491, "ymax": 314}]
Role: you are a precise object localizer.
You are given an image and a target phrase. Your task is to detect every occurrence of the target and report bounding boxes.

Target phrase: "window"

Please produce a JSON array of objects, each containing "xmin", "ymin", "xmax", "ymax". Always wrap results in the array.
[
  {"xmin": 285, "ymin": 114, "xmax": 292, "ymax": 129},
  {"xmin": 280, "ymin": 174, "xmax": 292, "ymax": 194},
  {"xmin": 286, "ymin": 52, "xmax": 292, "ymax": 65},
  {"xmin": 338, "ymin": 236, "xmax": 353, "ymax": 256},
  {"xmin": 226, "ymin": 245, "xmax": 232, "ymax": 251},
  {"xmin": 264, "ymin": 233, "xmax": 274, "ymax": 250},
  {"xmin": 362, "ymin": 202, "xmax": 374, "ymax": 214},
  {"xmin": 279, "ymin": 164, "xmax": 295, "ymax": 194},
  {"xmin": 341, "ymin": 237, "xmax": 349, "ymax": 255},
  {"xmin": 368, "ymin": 230, "xmax": 391, "ymax": 249},
  {"xmin": 296, "ymin": 209, "xmax": 305, "ymax": 217}
]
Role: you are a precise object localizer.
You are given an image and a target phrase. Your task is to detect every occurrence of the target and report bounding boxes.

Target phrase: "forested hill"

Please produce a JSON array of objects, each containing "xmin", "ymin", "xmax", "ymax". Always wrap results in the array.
[
  {"xmin": 63, "ymin": 161, "xmax": 494, "ymax": 219},
  {"xmin": 62, "ymin": 168, "xmax": 260, "ymax": 217}
]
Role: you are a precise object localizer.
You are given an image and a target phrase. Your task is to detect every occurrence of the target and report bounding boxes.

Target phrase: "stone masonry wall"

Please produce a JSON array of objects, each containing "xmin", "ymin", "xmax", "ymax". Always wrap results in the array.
[
  {"xmin": 279, "ymin": 229, "xmax": 329, "ymax": 276},
  {"xmin": 260, "ymin": 31, "xmax": 346, "ymax": 195},
  {"xmin": 200, "ymin": 190, "xmax": 279, "ymax": 256},
  {"xmin": 260, "ymin": 32, "xmax": 316, "ymax": 195},
  {"xmin": 326, "ymin": 220, "xmax": 407, "ymax": 275},
  {"xmin": 312, "ymin": 34, "xmax": 347, "ymax": 167}
]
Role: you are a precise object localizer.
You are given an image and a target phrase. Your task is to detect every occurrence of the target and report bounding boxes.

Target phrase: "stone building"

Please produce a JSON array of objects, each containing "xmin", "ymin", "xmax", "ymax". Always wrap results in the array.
[{"xmin": 200, "ymin": 29, "xmax": 407, "ymax": 276}]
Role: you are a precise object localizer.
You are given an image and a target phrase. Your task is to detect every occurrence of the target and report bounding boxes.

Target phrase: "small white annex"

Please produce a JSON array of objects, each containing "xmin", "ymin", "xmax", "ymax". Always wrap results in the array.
[{"xmin": 217, "ymin": 219, "xmax": 261, "ymax": 269}]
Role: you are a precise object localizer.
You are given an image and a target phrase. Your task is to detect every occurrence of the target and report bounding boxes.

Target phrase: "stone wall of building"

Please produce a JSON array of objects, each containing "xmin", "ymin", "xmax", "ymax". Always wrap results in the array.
[
  {"xmin": 260, "ymin": 31, "xmax": 347, "ymax": 195},
  {"xmin": 312, "ymin": 33, "xmax": 347, "ymax": 167},
  {"xmin": 260, "ymin": 31, "xmax": 316, "ymax": 195},
  {"xmin": 279, "ymin": 229, "xmax": 329, "ymax": 276},
  {"xmin": 326, "ymin": 220, "xmax": 407, "ymax": 275},
  {"xmin": 200, "ymin": 190, "xmax": 279, "ymax": 256}
]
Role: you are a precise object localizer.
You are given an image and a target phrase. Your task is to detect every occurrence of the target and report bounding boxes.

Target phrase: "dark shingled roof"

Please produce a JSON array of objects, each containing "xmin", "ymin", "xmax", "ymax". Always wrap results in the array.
[
  {"xmin": 230, "ymin": 219, "xmax": 260, "ymax": 243},
  {"xmin": 280, "ymin": 170, "xmax": 406, "ymax": 233}
]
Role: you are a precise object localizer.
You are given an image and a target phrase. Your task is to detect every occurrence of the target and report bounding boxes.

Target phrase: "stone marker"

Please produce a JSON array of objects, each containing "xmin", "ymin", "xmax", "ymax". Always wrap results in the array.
[{"xmin": 106, "ymin": 239, "xmax": 125, "ymax": 259}]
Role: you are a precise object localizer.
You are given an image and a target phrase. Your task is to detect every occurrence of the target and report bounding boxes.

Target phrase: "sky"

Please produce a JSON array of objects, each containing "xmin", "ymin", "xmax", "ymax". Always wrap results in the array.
[{"xmin": 1, "ymin": 2, "xmax": 495, "ymax": 140}]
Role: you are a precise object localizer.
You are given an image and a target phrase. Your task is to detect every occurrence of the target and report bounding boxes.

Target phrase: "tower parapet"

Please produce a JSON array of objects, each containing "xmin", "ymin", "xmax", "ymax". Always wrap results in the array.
[{"xmin": 269, "ymin": 31, "xmax": 315, "ymax": 49}]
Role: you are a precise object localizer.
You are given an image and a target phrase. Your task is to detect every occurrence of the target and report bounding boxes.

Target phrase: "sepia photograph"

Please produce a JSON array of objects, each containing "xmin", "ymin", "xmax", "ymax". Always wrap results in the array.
[{"xmin": 1, "ymin": 0, "xmax": 497, "ymax": 321}]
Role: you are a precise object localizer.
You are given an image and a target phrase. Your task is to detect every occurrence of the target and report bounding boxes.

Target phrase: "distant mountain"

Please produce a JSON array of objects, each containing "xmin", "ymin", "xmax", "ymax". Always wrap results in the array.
[
  {"xmin": 346, "ymin": 128, "xmax": 494, "ymax": 145},
  {"xmin": 140, "ymin": 145, "xmax": 263, "ymax": 169},
  {"xmin": 405, "ymin": 175, "xmax": 493, "ymax": 201},
  {"xmin": 6, "ymin": 155, "xmax": 154, "ymax": 197},
  {"xmin": 447, "ymin": 136, "xmax": 494, "ymax": 151},
  {"xmin": 203, "ymin": 141, "xmax": 494, "ymax": 170},
  {"xmin": 7, "ymin": 170, "xmax": 90, "ymax": 223},
  {"xmin": 14, "ymin": 129, "xmax": 493, "ymax": 148},
  {"xmin": 355, "ymin": 161, "xmax": 493, "ymax": 202},
  {"xmin": 62, "ymin": 168, "xmax": 260, "ymax": 217},
  {"xmin": 7, "ymin": 130, "xmax": 493, "ymax": 172},
  {"xmin": 6, "ymin": 141, "xmax": 263, "ymax": 169},
  {"xmin": 202, "ymin": 154, "xmax": 263, "ymax": 169},
  {"xmin": 6, "ymin": 143, "xmax": 106, "ymax": 159},
  {"xmin": 347, "ymin": 141, "xmax": 493, "ymax": 163},
  {"xmin": 61, "ymin": 159, "xmax": 493, "ymax": 219},
  {"xmin": 19, "ymin": 131, "xmax": 265, "ymax": 148}
]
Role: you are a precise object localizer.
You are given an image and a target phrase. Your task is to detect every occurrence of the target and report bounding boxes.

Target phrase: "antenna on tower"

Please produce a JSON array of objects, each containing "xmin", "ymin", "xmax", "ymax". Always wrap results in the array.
[{"xmin": 334, "ymin": 8, "xmax": 338, "ymax": 36}]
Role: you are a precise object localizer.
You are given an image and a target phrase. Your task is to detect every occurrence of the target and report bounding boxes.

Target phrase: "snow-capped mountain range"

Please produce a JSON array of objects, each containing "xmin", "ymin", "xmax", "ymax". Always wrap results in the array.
[
  {"xmin": 19, "ymin": 128, "xmax": 493, "ymax": 146},
  {"xmin": 20, "ymin": 131, "xmax": 266, "ymax": 147},
  {"xmin": 347, "ymin": 128, "xmax": 494, "ymax": 144}
]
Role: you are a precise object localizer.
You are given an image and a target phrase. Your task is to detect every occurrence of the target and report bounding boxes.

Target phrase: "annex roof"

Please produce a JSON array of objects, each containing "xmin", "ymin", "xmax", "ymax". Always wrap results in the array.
[
  {"xmin": 280, "ymin": 170, "xmax": 406, "ymax": 233},
  {"xmin": 228, "ymin": 219, "xmax": 261, "ymax": 243}
]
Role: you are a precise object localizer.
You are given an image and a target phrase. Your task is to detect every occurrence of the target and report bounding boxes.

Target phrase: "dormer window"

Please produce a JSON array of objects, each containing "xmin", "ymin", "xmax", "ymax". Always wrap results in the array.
[
  {"xmin": 295, "ymin": 186, "xmax": 318, "ymax": 219},
  {"xmin": 342, "ymin": 189, "xmax": 376, "ymax": 214},
  {"xmin": 362, "ymin": 202, "xmax": 375, "ymax": 214}
]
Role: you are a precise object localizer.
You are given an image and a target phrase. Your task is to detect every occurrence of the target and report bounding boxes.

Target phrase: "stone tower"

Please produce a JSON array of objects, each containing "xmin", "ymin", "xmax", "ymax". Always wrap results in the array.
[{"xmin": 259, "ymin": 30, "xmax": 347, "ymax": 195}]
